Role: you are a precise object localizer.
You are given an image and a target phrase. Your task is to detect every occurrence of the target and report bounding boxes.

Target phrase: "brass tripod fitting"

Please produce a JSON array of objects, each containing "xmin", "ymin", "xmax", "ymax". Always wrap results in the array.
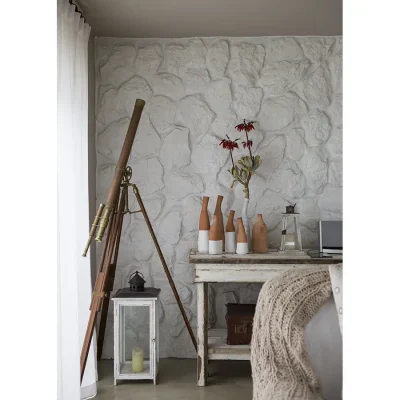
[{"xmin": 132, "ymin": 184, "xmax": 139, "ymax": 194}]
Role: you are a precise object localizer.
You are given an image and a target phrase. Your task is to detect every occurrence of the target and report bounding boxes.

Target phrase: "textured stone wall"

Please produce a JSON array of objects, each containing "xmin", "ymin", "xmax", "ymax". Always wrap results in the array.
[{"xmin": 95, "ymin": 36, "xmax": 342, "ymax": 359}]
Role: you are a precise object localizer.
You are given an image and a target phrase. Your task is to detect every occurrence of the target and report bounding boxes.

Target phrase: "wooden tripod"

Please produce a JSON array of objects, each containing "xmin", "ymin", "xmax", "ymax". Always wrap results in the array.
[
  {"xmin": 80, "ymin": 99, "xmax": 197, "ymax": 383},
  {"xmin": 80, "ymin": 167, "xmax": 197, "ymax": 382}
]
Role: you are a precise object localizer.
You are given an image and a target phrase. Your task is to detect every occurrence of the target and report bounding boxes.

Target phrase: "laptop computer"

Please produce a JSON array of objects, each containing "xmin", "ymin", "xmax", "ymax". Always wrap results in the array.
[{"xmin": 319, "ymin": 221, "xmax": 343, "ymax": 255}]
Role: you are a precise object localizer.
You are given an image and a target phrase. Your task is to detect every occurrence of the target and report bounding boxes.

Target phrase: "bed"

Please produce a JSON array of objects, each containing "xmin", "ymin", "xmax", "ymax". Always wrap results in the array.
[{"xmin": 251, "ymin": 265, "xmax": 343, "ymax": 400}]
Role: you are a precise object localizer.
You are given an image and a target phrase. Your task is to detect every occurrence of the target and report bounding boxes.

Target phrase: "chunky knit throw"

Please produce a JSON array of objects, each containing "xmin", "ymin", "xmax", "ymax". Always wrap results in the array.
[{"xmin": 251, "ymin": 267, "xmax": 332, "ymax": 400}]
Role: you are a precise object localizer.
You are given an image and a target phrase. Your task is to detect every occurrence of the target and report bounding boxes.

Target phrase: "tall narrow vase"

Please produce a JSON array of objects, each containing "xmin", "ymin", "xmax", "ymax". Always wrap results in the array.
[
  {"xmin": 209, "ymin": 215, "xmax": 223, "ymax": 254},
  {"xmin": 198, "ymin": 196, "xmax": 210, "ymax": 253},
  {"xmin": 242, "ymin": 198, "xmax": 251, "ymax": 250},
  {"xmin": 252, "ymin": 214, "xmax": 269, "ymax": 253},
  {"xmin": 236, "ymin": 217, "xmax": 249, "ymax": 255},
  {"xmin": 214, "ymin": 195, "xmax": 225, "ymax": 250},
  {"xmin": 225, "ymin": 210, "xmax": 236, "ymax": 253}
]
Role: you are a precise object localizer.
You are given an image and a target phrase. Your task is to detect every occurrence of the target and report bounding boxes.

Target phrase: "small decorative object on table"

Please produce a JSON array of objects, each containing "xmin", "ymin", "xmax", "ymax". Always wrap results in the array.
[
  {"xmin": 225, "ymin": 210, "xmax": 236, "ymax": 253},
  {"xmin": 279, "ymin": 204, "xmax": 303, "ymax": 254},
  {"xmin": 198, "ymin": 196, "xmax": 210, "ymax": 253},
  {"xmin": 209, "ymin": 196, "xmax": 224, "ymax": 254},
  {"xmin": 209, "ymin": 215, "xmax": 223, "ymax": 254},
  {"xmin": 241, "ymin": 198, "xmax": 251, "ymax": 250},
  {"xmin": 286, "ymin": 203, "xmax": 296, "ymax": 214},
  {"xmin": 112, "ymin": 277, "xmax": 160, "ymax": 385},
  {"xmin": 252, "ymin": 214, "xmax": 268, "ymax": 253},
  {"xmin": 225, "ymin": 303, "xmax": 256, "ymax": 345},
  {"xmin": 215, "ymin": 195, "xmax": 225, "ymax": 248},
  {"xmin": 219, "ymin": 120, "xmax": 262, "ymax": 249},
  {"xmin": 236, "ymin": 217, "xmax": 249, "ymax": 255}
]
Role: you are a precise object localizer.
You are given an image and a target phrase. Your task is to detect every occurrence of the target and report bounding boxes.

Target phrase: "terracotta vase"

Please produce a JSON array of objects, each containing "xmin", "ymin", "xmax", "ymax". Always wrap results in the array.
[
  {"xmin": 225, "ymin": 210, "xmax": 236, "ymax": 253},
  {"xmin": 252, "ymin": 214, "xmax": 269, "ymax": 253},
  {"xmin": 198, "ymin": 196, "xmax": 210, "ymax": 253},
  {"xmin": 214, "ymin": 195, "xmax": 225, "ymax": 249},
  {"xmin": 209, "ymin": 215, "xmax": 223, "ymax": 254},
  {"xmin": 236, "ymin": 217, "xmax": 249, "ymax": 255}
]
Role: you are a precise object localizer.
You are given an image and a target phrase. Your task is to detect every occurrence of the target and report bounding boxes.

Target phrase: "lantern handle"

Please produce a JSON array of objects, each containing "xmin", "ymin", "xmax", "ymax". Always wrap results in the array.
[{"xmin": 128, "ymin": 271, "xmax": 146, "ymax": 282}]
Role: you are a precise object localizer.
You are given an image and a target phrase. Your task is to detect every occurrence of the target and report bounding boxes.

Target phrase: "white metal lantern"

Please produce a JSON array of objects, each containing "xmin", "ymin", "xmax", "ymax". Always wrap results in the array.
[
  {"xmin": 279, "ymin": 212, "xmax": 303, "ymax": 254},
  {"xmin": 112, "ymin": 287, "xmax": 160, "ymax": 385}
]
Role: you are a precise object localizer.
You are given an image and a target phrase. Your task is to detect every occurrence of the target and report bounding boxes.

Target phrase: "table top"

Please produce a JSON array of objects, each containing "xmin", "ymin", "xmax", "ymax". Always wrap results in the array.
[{"xmin": 189, "ymin": 249, "xmax": 343, "ymax": 265}]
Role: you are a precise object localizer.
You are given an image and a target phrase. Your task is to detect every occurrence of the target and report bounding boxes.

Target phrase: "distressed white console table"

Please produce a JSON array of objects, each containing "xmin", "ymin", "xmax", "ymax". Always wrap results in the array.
[{"xmin": 189, "ymin": 249, "xmax": 343, "ymax": 386}]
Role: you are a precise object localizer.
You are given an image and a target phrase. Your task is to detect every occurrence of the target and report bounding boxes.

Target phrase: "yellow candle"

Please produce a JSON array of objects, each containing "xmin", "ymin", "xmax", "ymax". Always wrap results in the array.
[
  {"xmin": 132, "ymin": 347, "xmax": 144, "ymax": 373},
  {"xmin": 285, "ymin": 233, "xmax": 296, "ymax": 249}
]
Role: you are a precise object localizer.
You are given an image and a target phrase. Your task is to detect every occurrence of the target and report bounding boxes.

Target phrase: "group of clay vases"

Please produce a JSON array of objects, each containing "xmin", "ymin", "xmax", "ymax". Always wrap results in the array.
[{"xmin": 198, "ymin": 196, "xmax": 268, "ymax": 255}]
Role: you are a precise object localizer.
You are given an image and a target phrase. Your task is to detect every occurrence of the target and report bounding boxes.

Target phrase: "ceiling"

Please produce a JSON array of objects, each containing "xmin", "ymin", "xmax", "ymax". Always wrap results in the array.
[{"xmin": 76, "ymin": 0, "xmax": 342, "ymax": 38}]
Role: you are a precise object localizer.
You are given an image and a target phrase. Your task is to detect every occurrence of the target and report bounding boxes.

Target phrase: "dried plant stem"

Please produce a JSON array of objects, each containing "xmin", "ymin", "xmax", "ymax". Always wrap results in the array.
[
  {"xmin": 244, "ymin": 173, "xmax": 252, "ymax": 199},
  {"xmin": 244, "ymin": 185, "xmax": 249, "ymax": 199},
  {"xmin": 246, "ymin": 131, "xmax": 253, "ymax": 159},
  {"xmin": 230, "ymin": 150, "xmax": 235, "ymax": 167}
]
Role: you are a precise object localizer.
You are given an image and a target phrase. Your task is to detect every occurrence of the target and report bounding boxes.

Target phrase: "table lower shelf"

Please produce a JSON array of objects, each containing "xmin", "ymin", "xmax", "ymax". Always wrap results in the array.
[{"xmin": 208, "ymin": 329, "xmax": 251, "ymax": 360}]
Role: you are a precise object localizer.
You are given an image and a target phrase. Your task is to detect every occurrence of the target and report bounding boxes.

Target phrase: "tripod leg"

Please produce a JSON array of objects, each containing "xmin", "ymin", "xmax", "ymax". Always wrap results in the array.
[
  {"xmin": 96, "ymin": 267, "xmax": 115, "ymax": 360},
  {"xmin": 81, "ymin": 190, "xmax": 125, "ymax": 383},
  {"xmin": 132, "ymin": 185, "xmax": 198, "ymax": 352},
  {"xmin": 97, "ymin": 202, "xmax": 125, "ymax": 359},
  {"xmin": 80, "ymin": 273, "xmax": 106, "ymax": 382},
  {"xmin": 81, "ymin": 210, "xmax": 117, "ymax": 381}
]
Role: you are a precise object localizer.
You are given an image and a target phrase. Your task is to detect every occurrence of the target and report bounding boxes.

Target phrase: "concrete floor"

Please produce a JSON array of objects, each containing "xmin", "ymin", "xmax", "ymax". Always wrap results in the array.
[{"xmin": 94, "ymin": 359, "xmax": 252, "ymax": 399}]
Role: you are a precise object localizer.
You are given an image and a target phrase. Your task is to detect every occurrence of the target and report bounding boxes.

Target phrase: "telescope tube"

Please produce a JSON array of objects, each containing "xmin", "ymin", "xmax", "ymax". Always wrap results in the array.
[{"xmin": 95, "ymin": 99, "xmax": 145, "ymax": 242}]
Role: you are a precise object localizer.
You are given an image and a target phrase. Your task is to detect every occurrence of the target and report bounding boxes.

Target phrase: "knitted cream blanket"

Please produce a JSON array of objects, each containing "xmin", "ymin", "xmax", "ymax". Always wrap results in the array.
[{"xmin": 251, "ymin": 267, "xmax": 332, "ymax": 400}]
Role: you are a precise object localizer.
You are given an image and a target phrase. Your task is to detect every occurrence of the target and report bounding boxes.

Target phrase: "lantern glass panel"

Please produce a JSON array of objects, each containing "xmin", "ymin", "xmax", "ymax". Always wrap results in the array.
[
  {"xmin": 284, "ymin": 232, "xmax": 296, "ymax": 249},
  {"xmin": 118, "ymin": 304, "xmax": 152, "ymax": 375},
  {"xmin": 285, "ymin": 220, "xmax": 295, "ymax": 235}
]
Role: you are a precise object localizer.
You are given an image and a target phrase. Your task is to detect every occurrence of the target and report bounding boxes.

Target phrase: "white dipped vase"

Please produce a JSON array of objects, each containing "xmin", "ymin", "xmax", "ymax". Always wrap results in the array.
[
  {"xmin": 224, "ymin": 232, "xmax": 236, "ymax": 253},
  {"xmin": 209, "ymin": 240, "xmax": 223, "ymax": 255},
  {"xmin": 198, "ymin": 230, "xmax": 209, "ymax": 253},
  {"xmin": 236, "ymin": 242, "xmax": 249, "ymax": 255},
  {"xmin": 242, "ymin": 198, "xmax": 251, "ymax": 250}
]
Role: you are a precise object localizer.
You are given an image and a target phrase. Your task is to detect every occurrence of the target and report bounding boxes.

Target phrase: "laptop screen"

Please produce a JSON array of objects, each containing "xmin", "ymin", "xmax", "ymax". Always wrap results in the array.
[{"xmin": 320, "ymin": 221, "xmax": 343, "ymax": 251}]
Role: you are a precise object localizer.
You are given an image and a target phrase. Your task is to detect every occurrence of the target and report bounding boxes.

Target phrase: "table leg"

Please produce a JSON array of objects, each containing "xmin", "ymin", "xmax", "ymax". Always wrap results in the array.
[{"xmin": 197, "ymin": 282, "xmax": 208, "ymax": 386}]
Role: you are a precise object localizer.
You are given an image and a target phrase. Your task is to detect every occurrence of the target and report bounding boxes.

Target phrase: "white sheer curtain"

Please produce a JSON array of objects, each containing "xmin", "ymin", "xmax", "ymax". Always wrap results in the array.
[{"xmin": 57, "ymin": 1, "xmax": 97, "ymax": 399}]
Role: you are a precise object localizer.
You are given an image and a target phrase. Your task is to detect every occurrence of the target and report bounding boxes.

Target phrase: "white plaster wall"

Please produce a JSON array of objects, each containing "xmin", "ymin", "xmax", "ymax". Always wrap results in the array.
[{"xmin": 95, "ymin": 36, "xmax": 342, "ymax": 359}]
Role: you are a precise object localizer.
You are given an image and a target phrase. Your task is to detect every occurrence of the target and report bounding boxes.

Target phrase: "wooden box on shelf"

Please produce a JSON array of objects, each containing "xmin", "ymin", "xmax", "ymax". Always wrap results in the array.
[{"xmin": 225, "ymin": 303, "xmax": 256, "ymax": 345}]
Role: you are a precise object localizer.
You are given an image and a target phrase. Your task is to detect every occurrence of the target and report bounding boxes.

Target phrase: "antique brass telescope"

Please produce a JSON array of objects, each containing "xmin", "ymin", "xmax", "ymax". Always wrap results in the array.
[
  {"xmin": 82, "ymin": 98, "xmax": 145, "ymax": 255},
  {"xmin": 80, "ymin": 99, "xmax": 197, "ymax": 383}
]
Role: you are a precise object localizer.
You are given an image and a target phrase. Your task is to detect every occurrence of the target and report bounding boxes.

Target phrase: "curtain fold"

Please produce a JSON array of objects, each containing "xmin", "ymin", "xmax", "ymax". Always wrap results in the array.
[{"xmin": 57, "ymin": 1, "xmax": 96, "ymax": 399}]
